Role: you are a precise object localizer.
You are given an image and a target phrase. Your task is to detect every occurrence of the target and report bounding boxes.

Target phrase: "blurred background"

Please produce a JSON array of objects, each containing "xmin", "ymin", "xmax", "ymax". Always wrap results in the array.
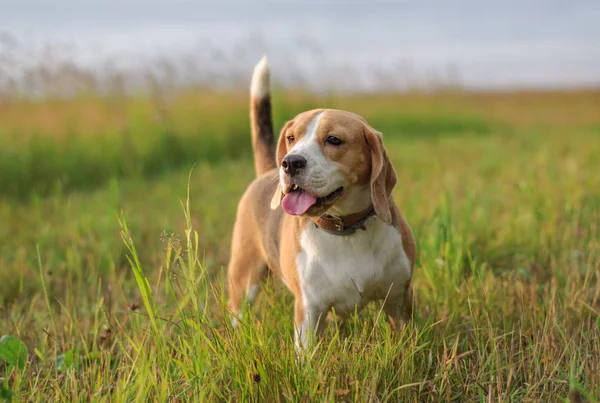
[{"xmin": 2, "ymin": 1, "xmax": 600, "ymax": 95}]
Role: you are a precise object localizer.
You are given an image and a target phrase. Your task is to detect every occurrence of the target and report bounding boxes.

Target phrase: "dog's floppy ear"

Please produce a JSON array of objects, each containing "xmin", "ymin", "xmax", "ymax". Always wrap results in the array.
[
  {"xmin": 270, "ymin": 183, "xmax": 283, "ymax": 209},
  {"xmin": 270, "ymin": 120, "xmax": 294, "ymax": 209},
  {"xmin": 364, "ymin": 124, "xmax": 397, "ymax": 224}
]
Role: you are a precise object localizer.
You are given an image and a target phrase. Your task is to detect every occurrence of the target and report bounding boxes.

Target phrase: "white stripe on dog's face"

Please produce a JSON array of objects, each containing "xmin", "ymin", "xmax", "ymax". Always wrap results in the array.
[
  {"xmin": 280, "ymin": 111, "xmax": 346, "ymax": 198},
  {"xmin": 289, "ymin": 112, "xmax": 323, "ymax": 155}
]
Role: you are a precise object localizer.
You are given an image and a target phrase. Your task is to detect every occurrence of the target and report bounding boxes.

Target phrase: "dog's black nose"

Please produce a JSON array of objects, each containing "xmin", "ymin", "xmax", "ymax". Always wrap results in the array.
[{"xmin": 281, "ymin": 154, "xmax": 307, "ymax": 177}]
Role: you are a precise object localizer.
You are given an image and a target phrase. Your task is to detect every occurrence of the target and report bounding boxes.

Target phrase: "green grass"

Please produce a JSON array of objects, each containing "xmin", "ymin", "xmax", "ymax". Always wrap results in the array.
[{"xmin": 1, "ymin": 90, "xmax": 600, "ymax": 401}]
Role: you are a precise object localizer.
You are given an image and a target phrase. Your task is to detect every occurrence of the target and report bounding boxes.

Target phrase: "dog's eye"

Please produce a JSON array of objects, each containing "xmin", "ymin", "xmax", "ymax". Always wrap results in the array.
[
  {"xmin": 287, "ymin": 135, "xmax": 295, "ymax": 145},
  {"xmin": 325, "ymin": 136, "xmax": 343, "ymax": 146}
]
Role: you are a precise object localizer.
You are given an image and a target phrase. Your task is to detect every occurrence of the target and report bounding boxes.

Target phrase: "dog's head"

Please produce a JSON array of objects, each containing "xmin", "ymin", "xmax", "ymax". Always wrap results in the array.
[{"xmin": 270, "ymin": 109, "xmax": 397, "ymax": 223}]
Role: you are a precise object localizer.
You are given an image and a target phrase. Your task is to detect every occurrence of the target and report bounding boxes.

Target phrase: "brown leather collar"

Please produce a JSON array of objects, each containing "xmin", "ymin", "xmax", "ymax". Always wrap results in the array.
[{"xmin": 310, "ymin": 206, "xmax": 376, "ymax": 236}]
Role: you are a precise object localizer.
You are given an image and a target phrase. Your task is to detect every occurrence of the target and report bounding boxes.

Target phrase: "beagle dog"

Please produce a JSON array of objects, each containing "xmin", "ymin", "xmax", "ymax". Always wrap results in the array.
[{"xmin": 226, "ymin": 56, "xmax": 416, "ymax": 351}]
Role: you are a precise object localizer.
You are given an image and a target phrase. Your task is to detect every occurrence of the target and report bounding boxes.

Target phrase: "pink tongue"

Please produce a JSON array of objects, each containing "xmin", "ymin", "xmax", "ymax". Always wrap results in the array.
[{"xmin": 282, "ymin": 190, "xmax": 317, "ymax": 215}]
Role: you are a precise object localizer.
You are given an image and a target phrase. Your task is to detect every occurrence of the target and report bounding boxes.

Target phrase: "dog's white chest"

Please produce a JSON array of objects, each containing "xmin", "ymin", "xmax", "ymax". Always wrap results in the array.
[{"xmin": 296, "ymin": 218, "xmax": 411, "ymax": 314}]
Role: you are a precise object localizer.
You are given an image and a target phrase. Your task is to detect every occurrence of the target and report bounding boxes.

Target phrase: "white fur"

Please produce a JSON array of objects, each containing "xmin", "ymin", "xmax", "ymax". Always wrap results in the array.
[
  {"xmin": 246, "ymin": 283, "xmax": 260, "ymax": 304},
  {"xmin": 294, "ymin": 217, "xmax": 412, "ymax": 351},
  {"xmin": 250, "ymin": 55, "xmax": 270, "ymax": 99},
  {"xmin": 281, "ymin": 112, "xmax": 346, "ymax": 199}
]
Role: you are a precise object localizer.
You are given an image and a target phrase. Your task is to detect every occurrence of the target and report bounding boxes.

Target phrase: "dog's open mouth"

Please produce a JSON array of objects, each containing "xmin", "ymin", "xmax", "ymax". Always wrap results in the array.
[{"xmin": 282, "ymin": 185, "xmax": 344, "ymax": 216}]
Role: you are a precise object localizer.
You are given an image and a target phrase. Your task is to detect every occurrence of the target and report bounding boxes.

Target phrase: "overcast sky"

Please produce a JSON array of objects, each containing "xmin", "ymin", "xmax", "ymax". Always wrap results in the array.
[{"xmin": 2, "ymin": 1, "xmax": 600, "ymax": 90}]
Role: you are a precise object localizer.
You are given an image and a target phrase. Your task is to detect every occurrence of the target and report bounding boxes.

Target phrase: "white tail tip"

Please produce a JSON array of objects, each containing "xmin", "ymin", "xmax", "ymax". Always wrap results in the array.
[{"xmin": 250, "ymin": 55, "xmax": 270, "ymax": 99}]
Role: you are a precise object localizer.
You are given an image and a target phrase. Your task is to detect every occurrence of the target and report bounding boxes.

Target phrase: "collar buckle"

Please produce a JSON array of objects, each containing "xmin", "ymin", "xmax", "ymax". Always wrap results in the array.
[{"xmin": 332, "ymin": 215, "xmax": 344, "ymax": 231}]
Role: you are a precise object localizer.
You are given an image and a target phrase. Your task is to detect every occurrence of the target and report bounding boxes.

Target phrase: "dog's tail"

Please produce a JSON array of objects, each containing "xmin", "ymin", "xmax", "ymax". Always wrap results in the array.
[{"xmin": 249, "ymin": 55, "xmax": 276, "ymax": 177}]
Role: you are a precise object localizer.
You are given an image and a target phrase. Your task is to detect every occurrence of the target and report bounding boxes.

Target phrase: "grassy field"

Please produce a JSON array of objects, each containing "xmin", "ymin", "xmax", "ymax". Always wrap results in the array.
[{"xmin": 1, "ymin": 88, "xmax": 599, "ymax": 401}]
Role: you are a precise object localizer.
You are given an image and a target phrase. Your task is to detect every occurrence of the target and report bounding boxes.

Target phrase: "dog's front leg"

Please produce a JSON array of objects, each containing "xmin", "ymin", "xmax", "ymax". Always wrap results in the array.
[
  {"xmin": 294, "ymin": 299, "xmax": 327, "ymax": 355},
  {"xmin": 383, "ymin": 282, "xmax": 414, "ymax": 333}
]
